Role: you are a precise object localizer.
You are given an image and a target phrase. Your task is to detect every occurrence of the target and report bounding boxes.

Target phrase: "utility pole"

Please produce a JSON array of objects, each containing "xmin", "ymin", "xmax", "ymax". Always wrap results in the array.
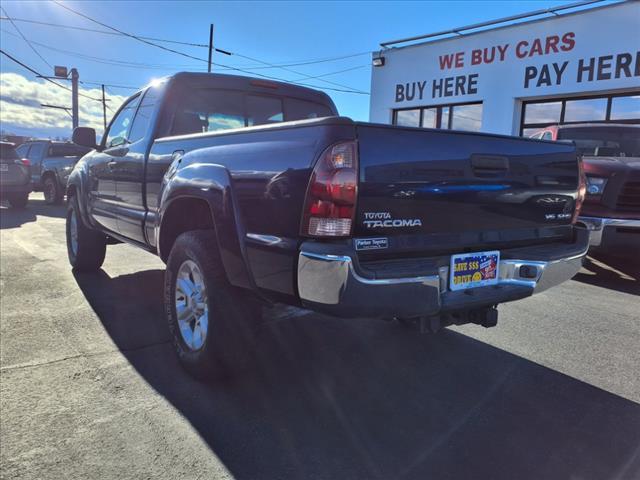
[
  {"xmin": 208, "ymin": 24, "xmax": 214, "ymax": 73},
  {"xmin": 39, "ymin": 66, "xmax": 80, "ymax": 133},
  {"xmin": 101, "ymin": 84, "xmax": 107, "ymax": 131},
  {"xmin": 70, "ymin": 68, "xmax": 79, "ymax": 129}
]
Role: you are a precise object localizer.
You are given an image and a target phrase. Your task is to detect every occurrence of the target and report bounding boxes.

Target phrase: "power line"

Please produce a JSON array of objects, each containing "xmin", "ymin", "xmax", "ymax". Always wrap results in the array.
[
  {"xmin": 51, "ymin": 0, "xmax": 212, "ymax": 63},
  {"xmin": 0, "ymin": 16, "xmax": 209, "ymax": 48},
  {"xmin": 49, "ymin": 1, "xmax": 369, "ymax": 95},
  {"xmin": 0, "ymin": 16, "xmax": 371, "ymax": 69},
  {"xmin": 0, "ymin": 48, "xmax": 103, "ymax": 102},
  {"xmin": 1, "ymin": 28, "xmax": 203, "ymax": 71},
  {"xmin": 229, "ymin": 51, "xmax": 369, "ymax": 93},
  {"xmin": 0, "ymin": 6, "xmax": 52, "ymax": 69},
  {"xmin": 81, "ymin": 80, "xmax": 138, "ymax": 91},
  {"xmin": 0, "ymin": 26, "xmax": 366, "ymax": 92},
  {"xmin": 290, "ymin": 64, "xmax": 369, "ymax": 81}
]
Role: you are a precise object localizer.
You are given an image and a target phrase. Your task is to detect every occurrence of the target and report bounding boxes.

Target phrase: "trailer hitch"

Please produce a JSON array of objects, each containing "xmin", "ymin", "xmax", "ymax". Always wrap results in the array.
[{"xmin": 405, "ymin": 306, "xmax": 499, "ymax": 333}]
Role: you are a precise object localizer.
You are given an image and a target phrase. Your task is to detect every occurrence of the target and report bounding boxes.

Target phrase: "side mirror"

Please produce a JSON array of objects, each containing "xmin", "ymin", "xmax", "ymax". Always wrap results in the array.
[{"xmin": 72, "ymin": 127, "xmax": 97, "ymax": 149}]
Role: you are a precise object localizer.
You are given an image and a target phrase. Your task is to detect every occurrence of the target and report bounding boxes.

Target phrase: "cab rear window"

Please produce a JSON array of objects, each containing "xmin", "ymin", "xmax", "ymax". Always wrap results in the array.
[{"xmin": 170, "ymin": 88, "xmax": 334, "ymax": 135}]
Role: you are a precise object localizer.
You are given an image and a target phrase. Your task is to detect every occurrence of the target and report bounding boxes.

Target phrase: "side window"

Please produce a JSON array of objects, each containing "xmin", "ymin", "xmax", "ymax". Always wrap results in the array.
[
  {"xmin": 247, "ymin": 95, "xmax": 283, "ymax": 126},
  {"xmin": 542, "ymin": 131, "xmax": 553, "ymax": 140},
  {"xmin": 15, "ymin": 144, "xmax": 30, "ymax": 158},
  {"xmin": 105, "ymin": 95, "xmax": 141, "ymax": 148},
  {"xmin": 129, "ymin": 87, "xmax": 160, "ymax": 142},
  {"xmin": 26, "ymin": 143, "xmax": 45, "ymax": 161}
]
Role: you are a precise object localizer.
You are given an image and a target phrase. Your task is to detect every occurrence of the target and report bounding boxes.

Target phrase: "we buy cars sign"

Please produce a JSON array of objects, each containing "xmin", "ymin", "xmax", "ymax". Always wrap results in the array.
[{"xmin": 370, "ymin": 1, "xmax": 640, "ymax": 133}]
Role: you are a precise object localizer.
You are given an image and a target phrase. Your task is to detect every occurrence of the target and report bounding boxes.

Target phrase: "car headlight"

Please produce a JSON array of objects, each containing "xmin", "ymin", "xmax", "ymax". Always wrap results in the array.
[{"xmin": 586, "ymin": 176, "xmax": 607, "ymax": 195}]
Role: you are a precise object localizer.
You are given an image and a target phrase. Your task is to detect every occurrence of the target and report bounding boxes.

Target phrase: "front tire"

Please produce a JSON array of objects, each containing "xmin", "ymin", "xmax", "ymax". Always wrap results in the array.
[
  {"xmin": 66, "ymin": 195, "xmax": 107, "ymax": 271},
  {"xmin": 7, "ymin": 192, "xmax": 29, "ymax": 208},
  {"xmin": 43, "ymin": 176, "xmax": 63, "ymax": 205},
  {"xmin": 165, "ymin": 230, "xmax": 260, "ymax": 380}
]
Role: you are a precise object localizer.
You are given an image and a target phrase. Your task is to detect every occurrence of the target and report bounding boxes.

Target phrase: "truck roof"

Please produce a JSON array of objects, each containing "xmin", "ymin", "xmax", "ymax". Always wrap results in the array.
[{"xmin": 164, "ymin": 72, "xmax": 336, "ymax": 108}]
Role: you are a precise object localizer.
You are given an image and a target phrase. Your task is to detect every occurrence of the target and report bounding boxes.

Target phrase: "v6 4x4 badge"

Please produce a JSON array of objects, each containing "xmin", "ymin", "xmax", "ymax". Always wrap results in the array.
[{"xmin": 363, "ymin": 212, "xmax": 422, "ymax": 229}]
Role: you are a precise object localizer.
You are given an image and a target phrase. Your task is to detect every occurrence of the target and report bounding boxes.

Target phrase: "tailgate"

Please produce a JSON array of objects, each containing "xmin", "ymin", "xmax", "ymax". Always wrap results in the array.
[
  {"xmin": 354, "ymin": 124, "xmax": 580, "ymax": 255},
  {"xmin": 0, "ymin": 159, "xmax": 30, "ymax": 186}
]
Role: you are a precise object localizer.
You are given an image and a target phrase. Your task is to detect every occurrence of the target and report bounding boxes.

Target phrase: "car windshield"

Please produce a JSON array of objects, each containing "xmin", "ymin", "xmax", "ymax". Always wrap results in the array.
[
  {"xmin": 0, "ymin": 143, "xmax": 18, "ymax": 161},
  {"xmin": 557, "ymin": 126, "xmax": 640, "ymax": 157}
]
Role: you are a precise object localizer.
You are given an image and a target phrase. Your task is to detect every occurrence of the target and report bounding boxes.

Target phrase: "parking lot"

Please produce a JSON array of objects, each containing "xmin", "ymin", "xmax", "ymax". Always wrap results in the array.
[{"xmin": 1, "ymin": 193, "xmax": 639, "ymax": 480}]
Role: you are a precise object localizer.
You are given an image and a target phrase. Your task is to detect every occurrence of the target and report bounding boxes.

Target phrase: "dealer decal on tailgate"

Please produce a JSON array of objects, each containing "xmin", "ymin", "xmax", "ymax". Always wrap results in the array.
[{"xmin": 450, "ymin": 250, "xmax": 500, "ymax": 291}]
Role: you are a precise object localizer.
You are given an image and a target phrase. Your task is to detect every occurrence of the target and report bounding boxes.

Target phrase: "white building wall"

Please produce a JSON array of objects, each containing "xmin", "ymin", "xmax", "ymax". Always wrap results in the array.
[{"xmin": 370, "ymin": 1, "xmax": 640, "ymax": 135}]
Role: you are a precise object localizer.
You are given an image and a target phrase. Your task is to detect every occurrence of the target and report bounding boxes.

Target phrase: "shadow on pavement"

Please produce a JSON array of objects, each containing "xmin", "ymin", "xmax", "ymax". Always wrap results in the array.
[
  {"xmin": 574, "ymin": 253, "xmax": 640, "ymax": 295},
  {"xmin": 74, "ymin": 268, "xmax": 640, "ymax": 480},
  {"xmin": 0, "ymin": 195, "xmax": 66, "ymax": 229}
]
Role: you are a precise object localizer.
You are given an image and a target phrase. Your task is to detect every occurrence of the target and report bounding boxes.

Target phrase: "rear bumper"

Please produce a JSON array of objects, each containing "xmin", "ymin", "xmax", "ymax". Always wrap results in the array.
[
  {"xmin": 579, "ymin": 216, "xmax": 640, "ymax": 249},
  {"xmin": 297, "ymin": 227, "xmax": 589, "ymax": 319}
]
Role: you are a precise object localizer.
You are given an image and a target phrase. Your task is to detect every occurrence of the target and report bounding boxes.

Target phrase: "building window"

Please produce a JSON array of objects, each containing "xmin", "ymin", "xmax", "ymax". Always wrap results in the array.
[
  {"xmin": 564, "ymin": 98, "xmax": 607, "ymax": 122},
  {"xmin": 395, "ymin": 109, "xmax": 421, "ymax": 127},
  {"xmin": 523, "ymin": 101, "xmax": 562, "ymax": 124},
  {"xmin": 521, "ymin": 92, "xmax": 640, "ymax": 136},
  {"xmin": 610, "ymin": 95, "xmax": 640, "ymax": 120},
  {"xmin": 450, "ymin": 104, "xmax": 482, "ymax": 131},
  {"xmin": 393, "ymin": 102, "xmax": 483, "ymax": 132}
]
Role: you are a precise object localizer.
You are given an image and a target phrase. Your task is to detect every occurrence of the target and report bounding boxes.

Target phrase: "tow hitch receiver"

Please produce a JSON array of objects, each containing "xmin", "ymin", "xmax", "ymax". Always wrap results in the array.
[
  {"xmin": 469, "ymin": 306, "xmax": 499, "ymax": 328},
  {"xmin": 412, "ymin": 306, "xmax": 499, "ymax": 333}
]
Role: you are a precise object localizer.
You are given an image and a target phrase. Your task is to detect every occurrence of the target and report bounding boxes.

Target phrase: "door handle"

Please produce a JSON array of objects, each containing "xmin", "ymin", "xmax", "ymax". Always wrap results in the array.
[{"xmin": 107, "ymin": 161, "xmax": 117, "ymax": 170}]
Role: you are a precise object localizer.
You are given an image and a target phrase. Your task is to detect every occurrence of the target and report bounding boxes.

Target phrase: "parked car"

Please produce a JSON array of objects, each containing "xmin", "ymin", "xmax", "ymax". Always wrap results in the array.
[
  {"xmin": 0, "ymin": 141, "xmax": 32, "ymax": 208},
  {"xmin": 15, "ymin": 140, "xmax": 90, "ymax": 204},
  {"xmin": 529, "ymin": 124, "xmax": 639, "ymax": 253},
  {"xmin": 68, "ymin": 72, "xmax": 589, "ymax": 380}
]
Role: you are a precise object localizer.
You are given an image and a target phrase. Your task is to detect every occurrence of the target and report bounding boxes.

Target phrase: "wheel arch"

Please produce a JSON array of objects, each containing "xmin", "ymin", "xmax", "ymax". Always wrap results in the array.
[
  {"xmin": 158, "ymin": 163, "xmax": 257, "ymax": 293},
  {"xmin": 158, "ymin": 196, "xmax": 215, "ymax": 262}
]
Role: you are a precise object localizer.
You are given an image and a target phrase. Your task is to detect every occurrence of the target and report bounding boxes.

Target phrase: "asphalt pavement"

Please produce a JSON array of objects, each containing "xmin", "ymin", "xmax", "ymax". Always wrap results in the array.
[{"xmin": 1, "ymin": 193, "xmax": 639, "ymax": 480}]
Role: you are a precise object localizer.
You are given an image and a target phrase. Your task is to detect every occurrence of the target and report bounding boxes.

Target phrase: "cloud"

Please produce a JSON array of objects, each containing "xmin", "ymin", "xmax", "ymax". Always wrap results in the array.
[{"xmin": 0, "ymin": 72, "xmax": 129, "ymax": 138}]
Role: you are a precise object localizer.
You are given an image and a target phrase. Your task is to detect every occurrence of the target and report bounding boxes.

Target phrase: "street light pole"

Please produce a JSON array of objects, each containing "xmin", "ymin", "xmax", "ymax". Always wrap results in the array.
[
  {"xmin": 70, "ymin": 68, "xmax": 79, "ymax": 129},
  {"xmin": 208, "ymin": 24, "xmax": 214, "ymax": 73},
  {"xmin": 101, "ymin": 84, "xmax": 107, "ymax": 131}
]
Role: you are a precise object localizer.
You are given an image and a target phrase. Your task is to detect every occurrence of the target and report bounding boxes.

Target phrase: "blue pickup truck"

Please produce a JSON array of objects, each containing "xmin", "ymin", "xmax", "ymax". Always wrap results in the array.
[
  {"xmin": 67, "ymin": 72, "xmax": 589, "ymax": 380},
  {"xmin": 15, "ymin": 140, "xmax": 90, "ymax": 204}
]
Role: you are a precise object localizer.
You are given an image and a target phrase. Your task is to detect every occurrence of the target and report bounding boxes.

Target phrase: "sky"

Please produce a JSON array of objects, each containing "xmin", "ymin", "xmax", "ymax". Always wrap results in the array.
[{"xmin": 0, "ymin": 0, "xmax": 613, "ymax": 139}]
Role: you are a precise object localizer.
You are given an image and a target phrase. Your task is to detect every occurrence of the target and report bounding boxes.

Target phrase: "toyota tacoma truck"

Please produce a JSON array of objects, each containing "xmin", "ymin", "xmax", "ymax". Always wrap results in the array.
[
  {"xmin": 530, "ymin": 124, "xmax": 639, "ymax": 253},
  {"xmin": 67, "ymin": 72, "xmax": 589, "ymax": 379}
]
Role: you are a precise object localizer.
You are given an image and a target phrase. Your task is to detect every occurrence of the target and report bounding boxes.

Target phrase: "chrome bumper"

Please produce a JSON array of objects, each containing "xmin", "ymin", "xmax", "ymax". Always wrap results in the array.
[
  {"xmin": 297, "ymin": 245, "xmax": 587, "ymax": 318},
  {"xmin": 579, "ymin": 216, "xmax": 640, "ymax": 246}
]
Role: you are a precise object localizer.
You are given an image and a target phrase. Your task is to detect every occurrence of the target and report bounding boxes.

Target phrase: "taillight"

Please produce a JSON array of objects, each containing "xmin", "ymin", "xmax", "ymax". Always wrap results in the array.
[
  {"xmin": 301, "ymin": 141, "xmax": 358, "ymax": 237},
  {"xmin": 18, "ymin": 158, "xmax": 30, "ymax": 166},
  {"xmin": 572, "ymin": 156, "xmax": 587, "ymax": 223}
]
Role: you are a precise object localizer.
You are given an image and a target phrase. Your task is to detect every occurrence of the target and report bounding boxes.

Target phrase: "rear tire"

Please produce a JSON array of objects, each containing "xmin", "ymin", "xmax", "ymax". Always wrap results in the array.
[
  {"xmin": 7, "ymin": 192, "xmax": 28, "ymax": 208},
  {"xmin": 43, "ymin": 176, "xmax": 63, "ymax": 205},
  {"xmin": 66, "ymin": 195, "xmax": 107, "ymax": 271},
  {"xmin": 165, "ymin": 230, "xmax": 261, "ymax": 381}
]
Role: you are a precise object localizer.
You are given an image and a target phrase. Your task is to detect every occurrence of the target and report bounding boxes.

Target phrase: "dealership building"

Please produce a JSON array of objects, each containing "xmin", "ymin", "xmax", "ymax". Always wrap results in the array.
[{"xmin": 369, "ymin": 0, "xmax": 639, "ymax": 137}]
